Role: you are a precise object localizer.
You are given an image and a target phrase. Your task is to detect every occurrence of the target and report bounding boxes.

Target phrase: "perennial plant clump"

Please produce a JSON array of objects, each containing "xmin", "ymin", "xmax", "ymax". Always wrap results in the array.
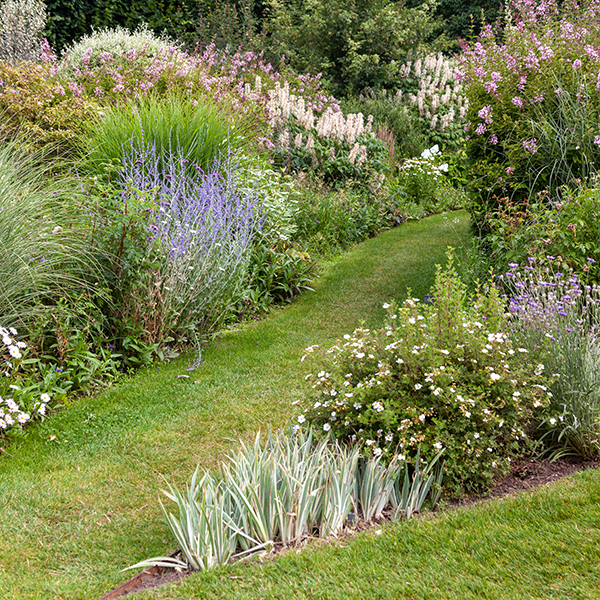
[
  {"xmin": 503, "ymin": 256, "xmax": 600, "ymax": 458},
  {"xmin": 0, "ymin": 325, "xmax": 53, "ymax": 436},
  {"xmin": 83, "ymin": 142, "xmax": 263, "ymax": 346},
  {"xmin": 265, "ymin": 81, "xmax": 388, "ymax": 185},
  {"xmin": 301, "ymin": 259, "xmax": 552, "ymax": 495},
  {"xmin": 483, "ymin": 183, "xmax": 600, "ymax": 283},
  {"xmin": 459, "ymin": 0, "xmax": 600, "ymax": 223},
  {"xmin": 129, "ymin": 429, "xmax": 442, "ymax": 573},
  {"xmin": 396, "ymin": 52, "xmax": 469, "ymax": 150}
]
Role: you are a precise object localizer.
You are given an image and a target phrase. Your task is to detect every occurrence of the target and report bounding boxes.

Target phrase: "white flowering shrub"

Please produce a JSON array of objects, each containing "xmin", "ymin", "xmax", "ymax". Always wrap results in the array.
[
  {"xmin": 0, "ymin": 0, "xmax": 46, "ymax": 64},
  {"xmin": 397, "ymin": 144, "xmax": 449, "ymax": 206},
  {"xmin": 264, "ymin": 81, "xmax": 389, "ymax": 185},
  {"xmin": 0, "ymin": 325, "xmax": 53, "ymax": 436},
  {"xmin": 397, "ymin": 52, "xmax": 468, "ymax": 148},
  {"xmin": 300, "ymin": 259, "xmax": 552, "ymax": 496},
  {"xmin": 58, "ymin": 24, "xmax": 180, "ymax": 75}
]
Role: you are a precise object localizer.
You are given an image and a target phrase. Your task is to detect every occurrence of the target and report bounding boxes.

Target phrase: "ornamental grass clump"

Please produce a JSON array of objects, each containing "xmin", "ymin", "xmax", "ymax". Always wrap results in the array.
[
  {"xmin": 130, "ymin": 429, "xmax": 442, "ymax": 573},
  {"xmin": 0, "ymin": 140, "xmax": 93, "ymax": 326},
  {"xmin": 502, "ymin": 257, "xmax": 600, "ymax": 458},
  {"xmin": 300, "ymin": 257, "xmax": 552, "ymax": 496},
  {"xmin": 81, "ymin": 96, "xmax": 240, "ymax": 180}
]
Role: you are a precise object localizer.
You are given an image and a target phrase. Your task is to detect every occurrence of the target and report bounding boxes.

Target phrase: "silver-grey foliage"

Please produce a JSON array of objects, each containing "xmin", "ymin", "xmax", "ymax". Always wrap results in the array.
[
  {"xmin": 0, "ymin": 0, "xmax": 46, "ymax": 64},
  {"xmin": 127, "ymin": 430, "xmax": 444, "ymax": 573}
]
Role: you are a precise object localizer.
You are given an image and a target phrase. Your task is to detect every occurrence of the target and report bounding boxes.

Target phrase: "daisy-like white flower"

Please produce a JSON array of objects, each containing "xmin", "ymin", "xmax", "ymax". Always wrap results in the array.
[
  {"xmin": 4, "ymin": 414, "xmax": 14, "ymax": 426},
  {"xmin": 297, "ymin": 414, "xmax": 306, "ymax": 424},
  {"xmin": 414, "ymin": 383, "xmax": 422, "ymax": 390},
  {"xmin": 323, "ymin": 423, "xmax": 331, "ymax": 432},
  {"xmin": 9, "ymin": 327, "xmax": 17, "ymax": 335},
  {"xmin": 534, "ymin": 363, "xmax": 545, "ymax": 376},
  {"xmin": 0, "ymin": 419, "xmax": 6, "ymax": 429},
  {"xmin": 433, "ymin": 441, "xmax": 443, "ymax": 451},
  {"xmin": 373, "ymin": 447, "xmax": 383, "ymax": 457},
  {"xmin": 490, "ymin": 373, "xmax": 501, "ymax": 382},
  {"xmin": 40, "ymin": 393, "xmax": 51, "ymax": 403},
  {"xmin": 38, "ymin": 404, "xmax": 47, "ymax": 416},
  {"xmin": 6, "ymin": 399, "xmax": 18, "ymax": 412},
  {"xmin": 16, "ymin": 412, "xmax": 29, "ymax": 424}
]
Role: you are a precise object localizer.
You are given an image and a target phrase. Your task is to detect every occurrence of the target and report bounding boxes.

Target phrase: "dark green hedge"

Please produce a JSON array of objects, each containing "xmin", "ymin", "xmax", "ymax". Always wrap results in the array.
[{"xmin": 44, "ymin": 0, "xmax": 266, "ymax": 53}]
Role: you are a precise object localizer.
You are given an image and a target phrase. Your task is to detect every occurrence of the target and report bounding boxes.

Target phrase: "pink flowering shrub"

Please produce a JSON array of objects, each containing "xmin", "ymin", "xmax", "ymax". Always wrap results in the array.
[
  {"xmin": 299, "ymin": 259, "xmax": 552, "ymax": 496},
  {"xmin": 459, "ymin": 0, "xmax": 600, "ymax": 226},
  {"xmin": 0, "ymin": 34, "xmax": 339, "ymax": 153}
]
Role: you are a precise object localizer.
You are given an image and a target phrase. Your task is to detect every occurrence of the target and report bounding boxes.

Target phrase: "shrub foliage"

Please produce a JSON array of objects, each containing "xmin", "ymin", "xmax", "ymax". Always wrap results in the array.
[{"xmin": 301, "ymin": 258, "xmax": 552, "ymax": 495}]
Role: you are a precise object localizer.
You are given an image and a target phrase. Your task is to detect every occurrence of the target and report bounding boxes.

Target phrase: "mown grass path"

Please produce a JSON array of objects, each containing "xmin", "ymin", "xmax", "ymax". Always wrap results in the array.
[{"xmin": 0, "ymin": 212, "xmax": 470, "ymax": 599}]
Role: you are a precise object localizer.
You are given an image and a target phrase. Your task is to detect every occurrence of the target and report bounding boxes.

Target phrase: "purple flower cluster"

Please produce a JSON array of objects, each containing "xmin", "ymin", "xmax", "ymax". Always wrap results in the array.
[
  {"xmin": 459, "ymin": 0, "xmax": 600, "ymax": 166},
  {"xmin": 118, "ymin": 141, "xmax": 263, "ymax": 333},
  {"xmin": 501, "ymin": 257, "xmax": 600, "ymax": 338}
]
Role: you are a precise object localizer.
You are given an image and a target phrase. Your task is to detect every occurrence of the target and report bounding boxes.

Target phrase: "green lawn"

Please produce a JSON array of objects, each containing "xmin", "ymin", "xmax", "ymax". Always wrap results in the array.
[
  {"xmin": 0, "ymin": 211, "xmax": 470, "ymax": 599},
  {"xmin": 142, "ymin": 467, "xmax": 600, "ymax": 600}
]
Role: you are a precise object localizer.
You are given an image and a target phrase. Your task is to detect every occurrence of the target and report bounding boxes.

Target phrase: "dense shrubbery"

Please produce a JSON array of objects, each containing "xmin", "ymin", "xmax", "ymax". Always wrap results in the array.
[
  {"xmin": 459, "ymin": 0, "xmax": 600, "ymax": 228},
  {"xmin": 478, "ymin": 183, "xmax": 600, "ymax": 283},
  {"xmin": 300, "ymin": 260, "xmax": 552, "ymax": 496},
  {"xmin": 265, "ymin": 0, "xmax": 443, "ymax": 97},
  {"xmin": 0, "ymin": 0, "xmax": 46, "ymax": 63}
]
